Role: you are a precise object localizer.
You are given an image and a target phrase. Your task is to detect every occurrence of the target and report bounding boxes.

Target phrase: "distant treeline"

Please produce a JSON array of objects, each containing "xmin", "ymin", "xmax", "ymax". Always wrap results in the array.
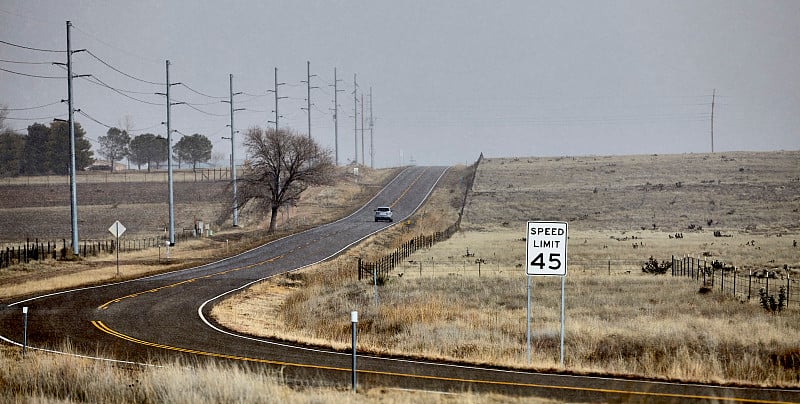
[{"xmin": 0, "ymin": 118, "xmax": 214, "ymax": 177}]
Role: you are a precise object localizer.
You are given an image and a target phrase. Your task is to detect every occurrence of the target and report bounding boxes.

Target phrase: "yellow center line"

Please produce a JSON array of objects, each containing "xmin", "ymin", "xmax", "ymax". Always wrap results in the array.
[
  {"xmin": 97, "ymin": 254, "xmax": 283, "ymax": 310},
  {"xmin": 89, "ymin": 320, "xmax": 789, "ymax": 404},
  {"xmin": 389, "ymin": 168, "xmax": 427, "ymax": 209}
]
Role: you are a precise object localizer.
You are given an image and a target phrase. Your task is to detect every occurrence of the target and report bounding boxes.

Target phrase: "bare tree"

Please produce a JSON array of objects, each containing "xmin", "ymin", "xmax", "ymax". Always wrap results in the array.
[{"xmin": 239, "ymin": 127, "xmax": 335, "ymax": 233}]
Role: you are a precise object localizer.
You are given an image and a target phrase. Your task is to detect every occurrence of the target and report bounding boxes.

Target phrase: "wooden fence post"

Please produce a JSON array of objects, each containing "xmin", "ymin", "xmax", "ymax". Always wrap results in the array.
[{"xmin": 671, "ymin": 255, "xmax": 674, "ymax": 277}]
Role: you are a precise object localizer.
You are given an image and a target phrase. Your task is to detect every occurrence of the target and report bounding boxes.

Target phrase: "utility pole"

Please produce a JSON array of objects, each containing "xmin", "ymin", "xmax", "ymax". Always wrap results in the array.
[
  {"xmin": 710, "ymin": 88, "xmax": 716, "ymax": 153},
  {"xmin": 369, "ymin": 87, "xmax": 374, "ymax": 169},
  {"xmin": 268, "ymin": 67, "xmax": 286, "ymax": 132},
  {"xmin": 300, "ymin": 61, "xmax": 318, "ymax": 139},
  {"xmin": 65, "ymin": 21, "xmax": 79, "ymax": 255},
  {"xmin": 361, "ymin": 93, "xmax": 365, "ymax": 166},
  {"xmin": 155, "ymin": 61, "xmax": 183, "ymax": 245},
  {"xmin": 223, "ymin": 74, "xmax": 244, "ymax": 227},
  {"xmin": 353, "ymin": 73, "xmax": 358, "ymax": 165},
  {"xmin": 331, "ymin": 68, "xmax": 344, "ymax": 165},
  {"xmin": 165, "ymin": 60, "xmax": 175, "ymax": 246}
]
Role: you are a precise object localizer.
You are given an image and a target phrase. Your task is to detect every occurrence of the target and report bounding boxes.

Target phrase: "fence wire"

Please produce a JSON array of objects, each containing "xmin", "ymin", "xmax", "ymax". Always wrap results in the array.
[
  {"xmin": 671, "ymin": 255, "xmax": 798, "ymax": 308},
  {"xmin": 0, "ymin": 233, "xmax": 197, "ymax": 268}
]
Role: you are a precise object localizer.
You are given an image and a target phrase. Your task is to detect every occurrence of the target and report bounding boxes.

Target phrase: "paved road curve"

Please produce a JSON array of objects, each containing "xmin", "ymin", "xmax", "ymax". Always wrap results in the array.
[{"xmin": 2, "ymin": 166, "xmax": 798, "ymax": 403}]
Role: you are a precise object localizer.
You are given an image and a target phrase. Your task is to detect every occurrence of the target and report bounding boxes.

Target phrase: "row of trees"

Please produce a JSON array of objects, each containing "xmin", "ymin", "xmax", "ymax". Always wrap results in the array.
[
  {"xmin": 0, "ymin": 107, "xmax": 213, "ymax": 176},
  {"xmin": 99, "ymin": 128, "xmax": 213, "ymax": 172},
  {"xmin": 0, "ymin": 116, "xmax": 94, "ymax": 176},
  {"xmin": 2, "ymin": 106, "xmax": 339, "ymax": 235}
]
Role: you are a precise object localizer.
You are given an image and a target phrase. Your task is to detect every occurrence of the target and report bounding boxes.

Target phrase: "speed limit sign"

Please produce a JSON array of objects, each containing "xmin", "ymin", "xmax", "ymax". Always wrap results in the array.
[{"xmin": 526, "ymin": 221, "xmax": 568, "ymax": 276}]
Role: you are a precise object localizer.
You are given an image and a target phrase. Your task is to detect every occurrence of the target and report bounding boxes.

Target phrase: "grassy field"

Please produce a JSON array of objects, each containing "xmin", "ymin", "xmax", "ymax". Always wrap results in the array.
[
  {"xmin": 2, "ymin": 151, "xmax": 799, "ymax": 401},
  {"xmin": 213, "ymin": 151, "xmax": 800, "ymax": 387},
  {"xmin": 0, "ymin": 345, "xmax": 550, "ymax": 404},
  {"xmin": 0, "ymin": 164, "xmax": 557, "ymax": 403}
]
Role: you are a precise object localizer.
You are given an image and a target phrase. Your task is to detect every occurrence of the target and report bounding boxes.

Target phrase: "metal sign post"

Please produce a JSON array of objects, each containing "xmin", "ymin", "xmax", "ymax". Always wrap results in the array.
[
  {"xmin": 526, "ymin": 276, "xmax": 531, "ymax": 364},
  {"xmin": 525, "ymin": 221, "xmax": 568, "ymax": 367},
  {"xmin": 108, "ymin": 221, "xmax": 126, "ymax": 277}
]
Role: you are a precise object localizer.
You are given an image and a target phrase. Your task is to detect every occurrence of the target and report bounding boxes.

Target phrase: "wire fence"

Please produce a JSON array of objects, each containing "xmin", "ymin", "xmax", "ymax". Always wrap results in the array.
[
  {"xmin": 358, "ymin": 223, "xmax": 460, "ymax": 281},
  {"xmin": 358, "ymin": 246, "xmax": 799, "ymax": 311},
  {"xmin": 357, "ymin": 155, "xmax": 481, "ymax": 282},
  {"xmin": 670, "ymin": 255, "xmax": 798, "ymax": 308},
  {"xmin": 360, "ymin": 247, "xmax": 652, "ymax": 279},
  {"xmin": 0, "ymin": 167, "xmax": 233, "ymax": 185},
  {"xmin": 0, "ymin": 234, "xmax": 198, "ymax": 269}
]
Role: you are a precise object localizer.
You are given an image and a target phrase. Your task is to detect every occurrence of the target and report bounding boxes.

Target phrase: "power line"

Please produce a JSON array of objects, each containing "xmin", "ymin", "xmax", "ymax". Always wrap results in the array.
[
  {"xmin": 0, "ymin": 66, "xmax": 64, "ymax": 79},
  {"xmin": 179, "ymin": 83, "xmax": 227, "ymax": 99},
  {"xmin": 83, "ymin": 49, "xmax": 165, "ymax": 85},
  {"xmin": 71, "ymin": 24, "xmax": 161, "ymax": 65},
  {"xmin": 75, "ymin": 110, "xmax": 159, "ymax": 134},
  {"xmin": 77, "ymin": 110, "xmax": 112, "ymax": 129},
  {"xmin": 0, "ymin": 39, "xmax": 64, "ymax": 53},
  {"xmin": 242, "ymin": 91, "xmax": 269, "ymax": 97},
  {"xmin": 0, "ymin": 58, "xmax": 54, "ymax": 65},
  {"xmin": 82, "ymin": 74, "xmax": 160, "ymax": 95},
  {"xmin": 4, "ymin": 114, "xmax": 65, "ymax": 121},
  {"xmin": 77, "ymin": 74, "xmax": 165, "ymax": 106},
  {"xmin": 2, "ymin": 101, "xmax": 63, "ymax": 111},
  {"xmin": 180, "ymin": 102, "xmax": 228, "ymax": 117}
]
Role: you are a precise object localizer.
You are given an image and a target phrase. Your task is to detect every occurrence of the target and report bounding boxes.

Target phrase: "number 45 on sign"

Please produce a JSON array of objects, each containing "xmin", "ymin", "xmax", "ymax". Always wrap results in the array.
[{"xmin": 526, "ymin": 221, "xmax": 567, "ymax": 276}]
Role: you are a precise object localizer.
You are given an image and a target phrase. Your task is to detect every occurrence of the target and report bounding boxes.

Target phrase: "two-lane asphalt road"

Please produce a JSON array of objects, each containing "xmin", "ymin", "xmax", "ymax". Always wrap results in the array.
[{"xmin": 2, "ymin": 166, "xmax": 798, "ymax": 403}]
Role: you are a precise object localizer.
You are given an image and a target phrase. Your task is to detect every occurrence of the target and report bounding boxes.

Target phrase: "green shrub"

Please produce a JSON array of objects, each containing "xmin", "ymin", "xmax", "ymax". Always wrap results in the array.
[
  {"xmin": 759, "ymin": 287, "xmax": 787, "ymax": 314},
  {"xmin": 642, "ymin": 256, "xmax": 671, "ymax": 274}
]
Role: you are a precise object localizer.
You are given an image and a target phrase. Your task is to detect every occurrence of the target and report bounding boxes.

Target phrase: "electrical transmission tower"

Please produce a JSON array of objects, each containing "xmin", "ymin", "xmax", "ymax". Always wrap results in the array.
[
  {"xmin": 369, "ymin": 87, "xmax": 374, "ymax": 169},
  {"xmin": 331, "ymin": 68, "xmax": 344, "ymax": 165},
  {"xmin": 353, "ymin": 73, "xmax": 358, "ymax": 165},
  {"xmin": 301, "ymin": 61, "xmax": 318, "ymax": 138},
  {"xmin": 268, "ymin": 67, "xmax": 287, "ymax": 132},
  {"xmin": 222, "ymin": 74, "xmax": 244, "ymax": 227},
  {"xmin": 710, "ymin": 89, "xmax": 716, "ymax": 153}
]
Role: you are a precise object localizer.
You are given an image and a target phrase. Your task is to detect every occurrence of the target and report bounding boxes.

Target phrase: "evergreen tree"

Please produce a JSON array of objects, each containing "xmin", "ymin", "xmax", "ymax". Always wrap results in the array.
[
  {"xmin": 47, "ymin": 120, "xmax": 93, "ymax": 175},
  {"xmin": 174, "ymin": 133, "xmax": 213, "ymax": 170},
  {"xmin": 0, "ymin": 131, "xmax": 25, "ymax": 177},
  {"xmin": 98, "ymin": 127, "xmax": 130, "ymax": 172},
  {"xmin": 21, "ymin": 123, "xmax": 50, "ymax": 175}
]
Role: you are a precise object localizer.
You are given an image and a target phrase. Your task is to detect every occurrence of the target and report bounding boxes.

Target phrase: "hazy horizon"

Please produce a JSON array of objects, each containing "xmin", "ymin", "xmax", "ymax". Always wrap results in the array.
[{"xmin": 2, "ymin": 1, "xmax": 798, "ymax": 168}]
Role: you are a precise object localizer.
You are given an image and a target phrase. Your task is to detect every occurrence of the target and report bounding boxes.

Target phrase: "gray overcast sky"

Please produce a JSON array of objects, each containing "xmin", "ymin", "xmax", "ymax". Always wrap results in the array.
[{"xmin": 2, "ymin": 0, "xmax": 798, "ymax": 167}]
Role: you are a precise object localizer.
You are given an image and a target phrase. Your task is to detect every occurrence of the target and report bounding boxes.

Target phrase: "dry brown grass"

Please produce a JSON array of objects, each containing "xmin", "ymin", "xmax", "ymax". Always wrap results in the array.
[
  {"xmin": 214, "ymin": 151, "xmax": 800, "ymax": 387},
  {"xmin": 464, "ymin": 151, "xmax": 800, "ymax": 234},
  {"xmin": 0, "ymin": 345, "xmax": 553, "ymax": 403}
]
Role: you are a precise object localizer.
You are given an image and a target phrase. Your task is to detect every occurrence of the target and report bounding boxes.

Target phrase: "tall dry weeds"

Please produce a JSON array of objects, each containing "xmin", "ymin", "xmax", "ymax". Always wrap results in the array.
[{"xmin": 0, "ymin": 345, "xmax": 548, "ymax": 403}]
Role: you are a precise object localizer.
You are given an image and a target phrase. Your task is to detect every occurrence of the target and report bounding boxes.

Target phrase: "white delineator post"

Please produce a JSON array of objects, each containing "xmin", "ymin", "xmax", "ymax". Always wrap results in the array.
[
  {"xmin": 351, "ymin": 311, "xmax": 358, "ymax": 392},
  {"xmin": 22, "ymin": 306, "xmax": 28, "ymax": 356}
]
